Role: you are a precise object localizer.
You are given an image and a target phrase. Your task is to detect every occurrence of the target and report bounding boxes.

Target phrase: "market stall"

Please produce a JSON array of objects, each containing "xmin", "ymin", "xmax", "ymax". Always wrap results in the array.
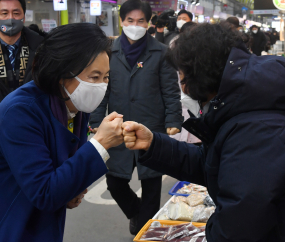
[{"xmin": 133, "ymin": 182, "xmax": 215, "ymax": 242}]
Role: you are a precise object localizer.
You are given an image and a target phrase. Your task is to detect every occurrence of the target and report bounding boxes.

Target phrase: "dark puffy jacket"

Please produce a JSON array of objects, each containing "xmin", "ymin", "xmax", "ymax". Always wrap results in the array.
[{"xmin": 138, "ymin": 44, "xmax": 285, "ymax": 241}]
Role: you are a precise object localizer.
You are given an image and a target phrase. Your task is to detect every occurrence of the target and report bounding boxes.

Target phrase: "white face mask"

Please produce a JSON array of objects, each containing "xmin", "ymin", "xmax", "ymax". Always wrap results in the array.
[
  {"xmin": 252, "ymin": 29, "xmax": 258, "ymax": 34},
  {"xmin": 239, "ymin": 29, "xmax": 243, "ymax": 32},
  {"xmin": 64, "ymin": 75, "xmax": 107, "ymax": 113},
  {"xmin": 123, "ymin": 25, "xmax": 147, "ymax": 41},
  {"xmin": 177, "ymin": 20, "xmax": 186, "ymax": 29},
  {"xmin": 180, "ymin": 91, "xmax": 200, "ymax": 117}
]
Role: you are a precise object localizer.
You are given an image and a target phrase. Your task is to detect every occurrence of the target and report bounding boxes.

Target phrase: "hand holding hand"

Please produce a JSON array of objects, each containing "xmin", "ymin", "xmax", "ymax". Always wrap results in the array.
[
  {"xmin": 93, "ymin": 112, "xmax": 124, "ymax": 150},
  {"xmin": 67, "ymin": 189, "xmax": 88, "ymax": 209},
  {"xmin": 167, "ymin": 127, "xmax": 180, "ymax": 135},
  {"xmin": 122, "ymin": 121, "xmax": 153, "ymax": 151}
]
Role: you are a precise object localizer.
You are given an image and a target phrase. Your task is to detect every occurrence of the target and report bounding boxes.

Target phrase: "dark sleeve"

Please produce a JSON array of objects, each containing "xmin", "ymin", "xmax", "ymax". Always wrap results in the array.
[
  {"xmin": 89, "ymin": 80, "xmax": 110, "ymax": 128},
  {"xmin": 0, "ymin": 104, "xmax": 108, "ymax": 212},
  {"xmin": 206, "ymin": 121, "xmax": 283, "ymax": 241},
  {"xmin": 138, "ymin": 132, "xmax": 206, "ymax": 185},
  {"xmin": 155, "ymin": 31, "xmax": 165, "ymax": 44},
  {"xmin": 159, "ymin": 50, "xmax": 183, "ymax": 130}
]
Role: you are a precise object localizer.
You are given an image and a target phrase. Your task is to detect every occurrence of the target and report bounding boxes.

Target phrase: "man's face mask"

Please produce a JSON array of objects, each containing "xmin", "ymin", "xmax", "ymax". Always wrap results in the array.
[{"xmin": 0, "ymin": 18, "xmax": 24, "ymax": 36}]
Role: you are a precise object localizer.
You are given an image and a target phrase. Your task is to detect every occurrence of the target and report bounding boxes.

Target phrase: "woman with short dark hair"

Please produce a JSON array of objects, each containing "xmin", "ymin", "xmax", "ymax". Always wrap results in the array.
[
  {"xmin": 123, "ymin": 23, "xmax": 285, "ymax": 241},
  {"xmin": 0, "ymin": 23, "xmax": 124, "ymax": 242}
]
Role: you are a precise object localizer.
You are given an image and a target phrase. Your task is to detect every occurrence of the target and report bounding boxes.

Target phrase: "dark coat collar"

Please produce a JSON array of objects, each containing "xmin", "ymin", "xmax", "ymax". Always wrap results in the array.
[
  {"xmin": 22, "ymin": 26, "xmax": 44, "ymax": 51},
  {"xmin": 112, "ymin": 33, "xmax": 162, "ymax": 53}
]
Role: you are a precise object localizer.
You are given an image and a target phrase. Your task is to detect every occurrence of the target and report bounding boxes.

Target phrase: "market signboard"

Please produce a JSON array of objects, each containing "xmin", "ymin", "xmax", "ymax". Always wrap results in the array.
[
  {"xmin": 273, "ymin": 0, "xmax": 285, "ymax": 10},
  {"xmin": 90, "ymin": 1, "xmax": 102, "ymax": 16}
]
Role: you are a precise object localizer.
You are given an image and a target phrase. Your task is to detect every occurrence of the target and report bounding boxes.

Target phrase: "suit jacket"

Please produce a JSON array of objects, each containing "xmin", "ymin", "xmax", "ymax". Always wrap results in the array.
[
  {"xmin": 0, "ymin": 27, "xmax": 43, "ymax": 102},
  {"xmin": 0, "ymin": 81, "xmax": 108, "ymax": 242}
]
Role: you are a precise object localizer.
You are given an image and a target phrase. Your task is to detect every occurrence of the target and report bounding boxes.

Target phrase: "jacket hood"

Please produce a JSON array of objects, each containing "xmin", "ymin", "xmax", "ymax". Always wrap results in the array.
[{"xmin": 203, "ymin": 44, "xmax": 285, "ymax": 135}]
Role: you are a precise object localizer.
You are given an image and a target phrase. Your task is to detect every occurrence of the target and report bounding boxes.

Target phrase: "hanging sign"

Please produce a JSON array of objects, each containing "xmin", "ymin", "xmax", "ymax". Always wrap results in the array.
[
  {"xmin": 53, "ymin": 0, "xmax": 67, "ymax": 11},
  {"xmin": 90, "ymin": 1, "xmax": 102, "ymax": 16},
  {"xmin": 273, "ymin": 0, "xmax": 285, "ymax": 10},
  {"xmin": 41, "ymin": 19, "xmax": 57, "ymax": 32}
]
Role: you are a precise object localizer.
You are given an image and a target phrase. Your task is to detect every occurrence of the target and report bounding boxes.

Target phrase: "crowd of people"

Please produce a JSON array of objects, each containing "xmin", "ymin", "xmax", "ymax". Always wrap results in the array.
[{"xmin": 0, "ymin": 0, "xmax": 285, "ymax": 241}]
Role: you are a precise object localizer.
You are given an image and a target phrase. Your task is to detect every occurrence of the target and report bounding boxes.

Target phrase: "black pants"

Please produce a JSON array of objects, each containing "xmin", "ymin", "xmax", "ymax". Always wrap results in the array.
[{"xmin": 106, "ymin": 174, "xmax": 162, "ymax": 232}]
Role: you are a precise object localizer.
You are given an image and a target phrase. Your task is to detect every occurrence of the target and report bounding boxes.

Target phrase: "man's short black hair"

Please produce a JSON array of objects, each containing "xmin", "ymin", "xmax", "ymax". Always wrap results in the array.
[
  {"xmin": 32, "ymin": 23, "xmax": 112, "ymax": 99},
  {"xmin": 120, "ymin": 0, "xmax": 152, "ymax": 22},
  {"xmin": 226, "ymin": 17, "xmax": 239, "ymax": 28},
  {"xmin": 178, "ymin": 10, "xmax": 193, "ymax": 21},
  {"xmin": 2, "ymin": 0, "xmax": 27, "ymax": 14}
]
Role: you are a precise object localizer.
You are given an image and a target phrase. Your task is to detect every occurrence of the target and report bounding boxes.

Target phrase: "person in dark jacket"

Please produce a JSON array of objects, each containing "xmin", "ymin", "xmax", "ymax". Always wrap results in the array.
[
  {"xmin": 155, "ymin": 9, "xmax": 192, "ymax": 45},
  {"xmin": 122, "ymin": 23, "xmax": 285, "ymax": 242},
  {"xmin": 0, "ymin": 0, "xmax": 43, "ymax": 102},
  {"xmin": 0, "ymin": 23, "xmax": 124, "ymax": 242},
  {"xmin": 250, "ymin": 25, "xmax": 267, "ymax": 56},
  {"xmin": 89, "ymin": 0, "xmax": 183, "ymax": 235}
]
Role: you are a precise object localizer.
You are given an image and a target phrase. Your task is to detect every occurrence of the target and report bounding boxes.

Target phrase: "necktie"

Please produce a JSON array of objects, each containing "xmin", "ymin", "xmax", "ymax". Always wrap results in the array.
[{"xmin": 6, "ymin": 44, "xmax": 16, "ymax": 70}]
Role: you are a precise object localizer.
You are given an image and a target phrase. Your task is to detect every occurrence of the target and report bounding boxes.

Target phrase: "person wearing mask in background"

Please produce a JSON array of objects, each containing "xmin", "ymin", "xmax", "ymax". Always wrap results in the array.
[
  {"xmin": 122, "ymin": 22, "xmax": 285, "ymax": 242},
  {"xmin": 0, "ymin": 23, "xmax": 124, "ymax": 242},
  {"xmin": 270, "ymin": 29, "xmax": 279, "ymax": 45},
  {"xmin": 237, "ymin": 25, "xmax": 243, "ymax": 32},
  {"xmin": 224, "ymin": 19, "xmax": 252, "ymax": 53},
  {"xmin": 147, "ymin": 26, "xmax": 155, "ymax": 37},
  {"xmin": 156, "ymin": 9, "xmax": 192, "ymax": 45},
  {"xmin": 0, "ymin": 0, "xmax": 43, "ymax": 102},
  {"xmin": 251, "ymin": 25, "xmax": 266, "ymax": 56},
  {"xmin": 89, "ymin": 0, "xmax": 183, "ymax": 235}
]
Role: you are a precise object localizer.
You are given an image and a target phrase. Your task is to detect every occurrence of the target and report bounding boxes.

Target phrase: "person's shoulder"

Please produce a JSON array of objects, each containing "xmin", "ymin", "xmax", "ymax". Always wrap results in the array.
[
  {"xmin": 148, "ymin": 34, "xmax": 166, "ymax": 50},
  {"xmin": 0, "ymin": 81, "xmax": 47, "ymax": 116},
  {"xmin": 112, "ymin": 36, "xmax": 121, "ymax": 51},
  {"xmin": 22, "ymin": 27, "xmax": 44, "ymax": 51}
]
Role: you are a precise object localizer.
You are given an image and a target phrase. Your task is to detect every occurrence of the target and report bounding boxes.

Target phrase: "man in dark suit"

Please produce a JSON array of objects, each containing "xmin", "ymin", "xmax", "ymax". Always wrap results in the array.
[
  {"xmin": 90, "ymin": 0, "xmax": 182, "ymax": 235},
  {"xmin": 0, "ymin": 0, "xmax": 43, "ymax": 101}
]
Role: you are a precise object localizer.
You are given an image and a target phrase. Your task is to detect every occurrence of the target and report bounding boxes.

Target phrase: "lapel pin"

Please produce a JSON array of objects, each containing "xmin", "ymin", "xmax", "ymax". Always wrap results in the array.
[{"xmin": 137, "ymin": 62, "xmax": 143, "ymax": 69}]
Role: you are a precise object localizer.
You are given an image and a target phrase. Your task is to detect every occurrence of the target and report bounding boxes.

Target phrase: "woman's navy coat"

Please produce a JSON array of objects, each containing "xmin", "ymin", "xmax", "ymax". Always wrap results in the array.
[
  {"xmin": 138, "ymin": 45, "xmax": 285, "ymax": 241},
  {"xmin": 0, "ymin": 82, "xmax": 108, "ymax": 242}
]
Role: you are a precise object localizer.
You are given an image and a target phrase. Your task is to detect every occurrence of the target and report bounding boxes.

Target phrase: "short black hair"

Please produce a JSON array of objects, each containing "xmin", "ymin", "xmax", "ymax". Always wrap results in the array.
[
  {"xmin": 226, "ymin": 17, "xmax": 239, "ymax": 28},
  {"xmin": 180, "ymin": 21, "xmax": 197, "ymax": 33},
  {"xmin": 147, "ymin": 26, "xmax": 155, "ymax": 35},
  {"xmin": 0, "ymin": 0, "xmax": 26, "ymax": 13},
  {"xmin": 166, "ymin": 23, "xmax": 241, "ymax": 103},
  {"xmin": 120, "ymin": 0, "xmax": 152, "ymax": 22},
  {"xmin": 33, "ymin": 23, "xmax": 112, "ymax": 99},
  {"xmin": 178, "ymin": 10, "xmax": 193, "ymax": 21}
]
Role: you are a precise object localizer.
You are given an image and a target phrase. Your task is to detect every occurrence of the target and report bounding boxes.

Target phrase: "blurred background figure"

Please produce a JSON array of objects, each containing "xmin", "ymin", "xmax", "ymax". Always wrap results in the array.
[
  {"xmin": 147, "ymin": 26, "xmax": 155, "ymax": 37},
  {"xmin": 154, "ymin": 9, "xmax": 192, "ymax": 45},
  {"xmin": 28, "ymin": 24, "xmax": 48, "ymax": 37},
  {"xmin": 250, "ymin": 25, "xmax": 267, "ymax": 56}
]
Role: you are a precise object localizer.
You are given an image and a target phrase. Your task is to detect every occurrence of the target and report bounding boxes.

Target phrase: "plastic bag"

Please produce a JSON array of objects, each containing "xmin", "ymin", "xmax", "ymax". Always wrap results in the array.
[
  {"xmin": 192, "ymin": 205, "xmax": 215, "ymax": 223},
  {"xmin": 186, "ymin": 194, "xmax": 206, "ymax": 207},
  {"xmin": 168, "ymin": 201, "xmax": 194, "ymax": 221},
  {"xmin": 204, "ymin": 196, "xmax": 215, "ymax": 207}
]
